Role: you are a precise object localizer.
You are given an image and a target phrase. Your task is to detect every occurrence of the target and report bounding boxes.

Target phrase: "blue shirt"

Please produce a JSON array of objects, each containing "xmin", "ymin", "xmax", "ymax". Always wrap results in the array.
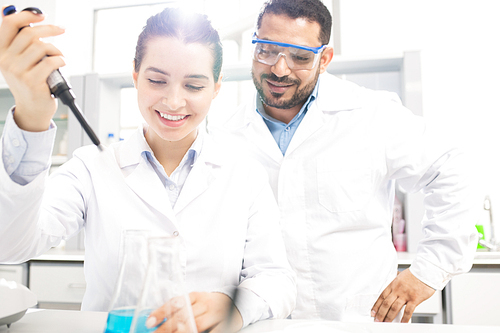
[
  {"xmin": 256, "ymin": 79, "xmax": 319, "ymax": 155},
  {"xmin": 142, "ymin": 129, "xmax": 202, "ymax": 208}
]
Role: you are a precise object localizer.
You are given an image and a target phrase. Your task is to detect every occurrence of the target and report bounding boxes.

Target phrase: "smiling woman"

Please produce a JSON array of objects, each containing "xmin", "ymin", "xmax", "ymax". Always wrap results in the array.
[
  {"xmin": 0, "ymin": 6, "xmax": 296, "ymax": 333},
  {"xmin": 130, "ymin": 7, "xmax": 223, "ymax": 175}
]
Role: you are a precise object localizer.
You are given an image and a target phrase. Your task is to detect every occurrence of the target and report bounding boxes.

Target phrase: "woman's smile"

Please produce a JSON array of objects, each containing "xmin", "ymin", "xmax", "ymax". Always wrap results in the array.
[{"xmin": 156, "ymin": 110, "xmax": 190, "ymax": 128}]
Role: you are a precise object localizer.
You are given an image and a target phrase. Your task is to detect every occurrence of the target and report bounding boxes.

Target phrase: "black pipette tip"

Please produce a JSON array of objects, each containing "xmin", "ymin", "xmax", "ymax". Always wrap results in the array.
[{"xmin": 21, "ymin": 7, "xmax": 43, "ymax": 15}]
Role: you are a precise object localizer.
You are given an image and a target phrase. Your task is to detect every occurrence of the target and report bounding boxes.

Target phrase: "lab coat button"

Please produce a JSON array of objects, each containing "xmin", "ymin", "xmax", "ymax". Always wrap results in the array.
[
  {"xmin": 173, "ymin": 231, "xmax": 179, "ymax": 237},
  {"xmin": 169, "ymin": 184, "xmax": 175, "ymax": 191},
  {"xmin": 12, "ymin": 138, "xmax": 20, "ymax": 147},
  {"xmin": 8, "ymin": 156, "xmax": 15, "ymax": 164}
]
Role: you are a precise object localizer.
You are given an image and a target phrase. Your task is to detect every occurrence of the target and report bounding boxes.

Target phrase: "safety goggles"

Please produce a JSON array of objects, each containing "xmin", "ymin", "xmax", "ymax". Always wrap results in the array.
[{"xmin": 252, "ymin": 33, "xmax": 327, "ymax": 70}]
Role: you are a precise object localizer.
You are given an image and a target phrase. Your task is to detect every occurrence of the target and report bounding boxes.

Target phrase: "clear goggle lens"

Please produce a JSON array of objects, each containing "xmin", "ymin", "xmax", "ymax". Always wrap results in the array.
[{"xmin": 251, "ymin": 35, "xmax": 326, "ymax": 70}]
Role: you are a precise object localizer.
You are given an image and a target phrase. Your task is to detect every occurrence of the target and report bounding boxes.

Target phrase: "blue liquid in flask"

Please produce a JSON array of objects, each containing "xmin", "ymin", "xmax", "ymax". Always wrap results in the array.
[
  {"xmin": 104, "ymin": 308, "xmax": 157, "ymax": 333},
  {"xmin": 104, "ymin": 308, "xmax": 134, "ymax": 333}
]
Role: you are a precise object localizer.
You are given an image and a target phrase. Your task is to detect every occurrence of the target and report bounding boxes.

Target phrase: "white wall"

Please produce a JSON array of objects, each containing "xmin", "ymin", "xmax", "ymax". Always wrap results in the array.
[
  {"xmin": 339, "ymin": 0, "xmax": 500, "ymax": 227},
  {"xmin": 0, "ymin": 0, "xmax": 173, "ymax": 81}
]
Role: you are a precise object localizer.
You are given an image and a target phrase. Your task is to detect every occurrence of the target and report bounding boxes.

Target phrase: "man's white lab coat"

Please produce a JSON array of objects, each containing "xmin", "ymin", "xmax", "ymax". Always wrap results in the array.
[{"xmin": 208, "ymin": 73, "xmax": 479, "ymax": 321}]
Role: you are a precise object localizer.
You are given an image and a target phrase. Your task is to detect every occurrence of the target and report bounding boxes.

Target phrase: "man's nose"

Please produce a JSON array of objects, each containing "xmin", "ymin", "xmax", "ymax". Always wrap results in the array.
[{"xmin": 271, "ymin": 54, "xmax": 292, "ymax": 77}]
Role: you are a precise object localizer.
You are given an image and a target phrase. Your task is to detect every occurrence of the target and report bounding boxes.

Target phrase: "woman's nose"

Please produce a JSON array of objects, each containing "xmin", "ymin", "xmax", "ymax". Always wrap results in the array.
[{"xmin": 161, "ymin": 90, "xmax": 186, "ymax": 110}]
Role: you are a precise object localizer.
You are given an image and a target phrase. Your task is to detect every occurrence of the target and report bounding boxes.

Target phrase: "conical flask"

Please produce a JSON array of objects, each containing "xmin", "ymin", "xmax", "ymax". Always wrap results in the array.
[
  {"xmin": 130, "ymin": 236, "xmax": 197, "ymax": 333},
  {"xmin": 104, "ymin": 230, "xmax": 150, "ymax": 333}
]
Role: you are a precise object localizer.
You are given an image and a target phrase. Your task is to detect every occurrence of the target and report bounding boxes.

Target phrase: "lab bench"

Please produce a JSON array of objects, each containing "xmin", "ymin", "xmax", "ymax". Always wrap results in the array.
[
  {"xmin": 2, "ymin": 309, "xmax": 499, "ymax": 333},
  {"xmin": 1, "ymin": 250, "xmax": 499, "ymax": 326}
]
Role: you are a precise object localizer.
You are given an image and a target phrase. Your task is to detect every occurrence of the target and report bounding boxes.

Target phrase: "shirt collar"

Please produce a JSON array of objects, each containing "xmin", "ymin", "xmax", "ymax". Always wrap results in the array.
[
  {"xmin": 256, "ymin": 77, "xmax": 320, "ymax": 125},
  {"xmin": 118, "ymin": 123, "xmax": 203, "ymax": 168}
]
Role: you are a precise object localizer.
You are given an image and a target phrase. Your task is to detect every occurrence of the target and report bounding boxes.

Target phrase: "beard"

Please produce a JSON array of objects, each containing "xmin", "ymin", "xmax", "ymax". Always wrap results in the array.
[{"xmin": 252, "ymin": 66, "xmax": 320, "ymax": 110}]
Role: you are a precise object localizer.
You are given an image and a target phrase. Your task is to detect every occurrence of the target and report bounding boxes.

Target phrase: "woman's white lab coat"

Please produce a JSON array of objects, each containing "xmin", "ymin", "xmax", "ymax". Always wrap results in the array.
[
  {"xmin": 0, "ymin": 122, "xmax": 296, "ymax": 326},
  {"xmin": 208, "ymin": 73, "xmax": 480, "ymax": 321}
]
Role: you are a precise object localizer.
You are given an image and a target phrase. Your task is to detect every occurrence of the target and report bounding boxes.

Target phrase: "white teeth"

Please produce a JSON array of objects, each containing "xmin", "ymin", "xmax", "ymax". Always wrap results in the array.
[{"xmin": 159, "ymin": 113, "xmax": 187, "ymax": 121}]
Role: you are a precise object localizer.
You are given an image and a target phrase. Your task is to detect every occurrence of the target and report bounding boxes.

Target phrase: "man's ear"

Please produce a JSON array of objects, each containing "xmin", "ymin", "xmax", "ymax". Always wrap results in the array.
[{"xmin": 319, "ymin": 46, "xmax": 334, "ymax": 74}]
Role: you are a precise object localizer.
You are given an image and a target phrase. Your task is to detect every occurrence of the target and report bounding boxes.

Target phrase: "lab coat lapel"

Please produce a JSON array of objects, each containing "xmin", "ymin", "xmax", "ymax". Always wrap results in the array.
[
  {"xmin": 173, "ymin": 140, "xmax": 218, "ymax": 214},
  {"xmin": 285, "ymin": 73, "xmax": 363, "ymax": 156},
  {"xmin": 242, "ymin": 101, "xmax": 283, "ymax": 164},
  {"xmin": 285, "ymin": 101, "xmax": 325, "ymax": 156},
  {"xmin": 124, "ymin": 155, "xmax": 176, "ymax": 222}
]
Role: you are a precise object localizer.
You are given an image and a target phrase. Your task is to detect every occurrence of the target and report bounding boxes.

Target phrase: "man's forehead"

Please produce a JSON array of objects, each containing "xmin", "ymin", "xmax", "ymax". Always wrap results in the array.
[{"xmin": 258, "ymin": 13, "xmax": 322, "ymax": 47}]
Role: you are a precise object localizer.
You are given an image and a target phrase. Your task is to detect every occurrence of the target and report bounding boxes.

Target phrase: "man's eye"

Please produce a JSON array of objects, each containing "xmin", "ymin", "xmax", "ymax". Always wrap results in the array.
[
  {"xmin": 258, "ymin": 47, "xmax": 270, "ymax": 55},
  {"xmin": 291, "ymin": 53, "xmax": 313, "ymax": 63}
]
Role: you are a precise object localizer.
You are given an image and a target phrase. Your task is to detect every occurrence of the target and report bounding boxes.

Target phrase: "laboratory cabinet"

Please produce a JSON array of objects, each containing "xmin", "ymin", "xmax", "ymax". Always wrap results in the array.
[
  {"xmin": 0, "ymin": 261, "xmax": 85, "ymax": 311},
  {"xmin": 29, "ymin": 262, "xmax": 86, "ymax": 310},
  {"xmin": 0, "ymin": 263, "xmax": 28, "ymax": 286},
  {"xmin": 448, "ymin": 263, "xmax": 500, "ymax": 326},
  {"xmin": 0, "ymin": 250, "xmax": 86, "ymax": 311}
]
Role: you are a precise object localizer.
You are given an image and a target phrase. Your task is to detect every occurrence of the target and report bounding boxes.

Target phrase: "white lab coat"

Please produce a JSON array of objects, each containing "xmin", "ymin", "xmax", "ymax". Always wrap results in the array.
[
  {"xmin": 208, "ymin": 73, "xmax": 480, "ymax": 321},
  {"xmin": 0, "ymin": 122, "xmax": 296, "ymax": 326}
]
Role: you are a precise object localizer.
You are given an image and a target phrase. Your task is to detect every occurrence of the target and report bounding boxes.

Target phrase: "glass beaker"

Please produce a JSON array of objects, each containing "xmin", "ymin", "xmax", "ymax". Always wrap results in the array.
[
  {"xmin": 104, "ymin": 230, "xmax": 150, "ymax": 333},
  {"xmin": 130, "ymin": 236, "xmax": 197, "ymax": 333}
]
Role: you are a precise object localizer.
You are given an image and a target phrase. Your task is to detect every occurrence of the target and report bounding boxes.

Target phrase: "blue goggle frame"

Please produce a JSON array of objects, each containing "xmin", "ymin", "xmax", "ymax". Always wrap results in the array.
[{"xmin": 251, "ymin": 33, "xmax": 327, "ymax": 54}]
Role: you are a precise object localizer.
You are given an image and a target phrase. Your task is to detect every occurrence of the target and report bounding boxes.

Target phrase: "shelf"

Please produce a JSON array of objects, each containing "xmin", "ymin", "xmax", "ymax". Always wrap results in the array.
[
  {"xmin": 0, "ymin": 118, "xmax": 67, "ymax": 124},
  {"xmin": 51, "ymin": 155, "xmax": 68, "ymax": 166}
]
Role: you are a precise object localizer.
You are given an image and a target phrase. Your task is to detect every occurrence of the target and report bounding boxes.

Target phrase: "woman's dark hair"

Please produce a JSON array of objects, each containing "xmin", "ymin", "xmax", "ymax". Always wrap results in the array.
[
  {"xmin": 134, "ymin": 7, "xmax": 223, "ymax": 82},
  {"xmin": 256, "ymin": 0, "xmax": 332, "ymax": 45}
]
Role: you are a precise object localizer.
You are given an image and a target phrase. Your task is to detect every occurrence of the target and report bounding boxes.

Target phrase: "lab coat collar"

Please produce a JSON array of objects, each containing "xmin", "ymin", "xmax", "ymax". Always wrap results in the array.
[
  {"xmin": 116, "ymin": 123, "xmax": 155, "ymax": 168},
  {"xmin": 222, "ymin": 73, "xmax": 363, "ymax": 160},
  {"xmin": 113, "ymin": 126, "xmax": 175, "ymax": 222},
  {"xmin": 315, "ymin": 72, "xmax": 363, "ymax": 112},
  {"xmin": 115, "ymin": 125, "xmax": 224, "ymax": 218},
  {"xmin": 227, "ymin": 72, "xmax": 364, "ymax": 131},
  {"xmin": 173, "ymin": 135, "xmax": 220, "ymax": 214}
]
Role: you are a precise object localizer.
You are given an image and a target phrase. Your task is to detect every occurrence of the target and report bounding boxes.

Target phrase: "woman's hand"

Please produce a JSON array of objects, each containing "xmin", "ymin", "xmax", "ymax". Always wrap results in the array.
[
  {"xmin": 0, "ymin": 7, "xmax": 65, "ymax": 131},
  {"xmin": 147, "ymin": 291, "xmax": 243, "ymax": 333}
]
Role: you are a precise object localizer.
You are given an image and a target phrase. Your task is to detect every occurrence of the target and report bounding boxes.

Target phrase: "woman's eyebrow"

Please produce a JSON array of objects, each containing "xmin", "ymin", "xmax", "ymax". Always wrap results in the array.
[
  {"xmin": 144, "ymin": 67, "xmax": 209, "ymax": 81},
  {"xmin": 145, "ymin": 66, "xmax": 169, "ymax": 75},
  {"xmin": 185, "ymin": 74, "xmax": 209, "ymax": 80}
]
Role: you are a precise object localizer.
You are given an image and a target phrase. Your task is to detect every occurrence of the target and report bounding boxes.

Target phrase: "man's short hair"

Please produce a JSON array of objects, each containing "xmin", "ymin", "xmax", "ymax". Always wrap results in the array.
[{"xmin": 256, "ymin": 0, "xmax": 332, "ymax": 45}]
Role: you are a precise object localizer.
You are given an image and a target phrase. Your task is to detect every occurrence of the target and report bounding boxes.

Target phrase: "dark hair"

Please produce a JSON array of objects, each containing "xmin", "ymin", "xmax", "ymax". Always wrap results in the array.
[
  {"xmin": 134, "ymin": 7, "xmax": 223, "ymax": 82},
  {"xmin": 256, "ymin": 0, "xmax": 332, "ymax": 45}
]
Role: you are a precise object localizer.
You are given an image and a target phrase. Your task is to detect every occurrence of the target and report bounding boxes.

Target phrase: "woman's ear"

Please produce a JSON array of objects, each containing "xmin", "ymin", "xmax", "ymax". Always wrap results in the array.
[
  {"xmin": 132, "ymin": 60, "xmax": 138, "ymax": 88},
  {"xmin": 212, "ymin": 74, "xmax": 223, "ymax": 99}
]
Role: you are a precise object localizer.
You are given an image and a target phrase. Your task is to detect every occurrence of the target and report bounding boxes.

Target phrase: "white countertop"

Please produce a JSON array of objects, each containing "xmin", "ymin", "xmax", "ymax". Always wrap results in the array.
[
  {"xmin": 31, "ymin": 248, "xmax": 500, "ymax": 266},
  {"xmin": 397, "ymin": 251, "xmax": 500, "ymax": 266},
  {"xmin": 30, "ymin": 248, "xmax": 85, "ymax": 262},
  {"xmin": 1, "ymin": 310, "xmax": 499, "ymax": 333}
]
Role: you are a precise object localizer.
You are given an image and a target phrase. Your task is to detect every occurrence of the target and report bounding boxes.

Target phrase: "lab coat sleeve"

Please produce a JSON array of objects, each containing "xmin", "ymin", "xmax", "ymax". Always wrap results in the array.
[
  {"xmin": 1, "ymin": 108, "xmax": 55, "ymax": 184},
  {"xmin": 0, "ymin": 109, "xmax": 88, "ymax": 263},
  {"xmin": 383, "ymin": 101, "xmax": 481, "ymax": 290},
  {"xmin": 218, "ymin": 160, "xmax": 296, "ymax": 327}
]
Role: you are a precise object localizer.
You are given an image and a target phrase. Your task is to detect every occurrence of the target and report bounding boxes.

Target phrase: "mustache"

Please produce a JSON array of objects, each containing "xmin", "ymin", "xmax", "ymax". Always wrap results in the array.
[{"xmin": 261, "ymin": 73, "xmax": 300, "ymax": 85}]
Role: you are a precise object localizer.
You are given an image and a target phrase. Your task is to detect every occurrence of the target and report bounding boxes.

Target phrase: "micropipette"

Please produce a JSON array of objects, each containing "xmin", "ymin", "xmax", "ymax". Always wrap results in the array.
[{"xmin": 2, "ymin": 5, "xmax": 104, "ymax": 151}]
